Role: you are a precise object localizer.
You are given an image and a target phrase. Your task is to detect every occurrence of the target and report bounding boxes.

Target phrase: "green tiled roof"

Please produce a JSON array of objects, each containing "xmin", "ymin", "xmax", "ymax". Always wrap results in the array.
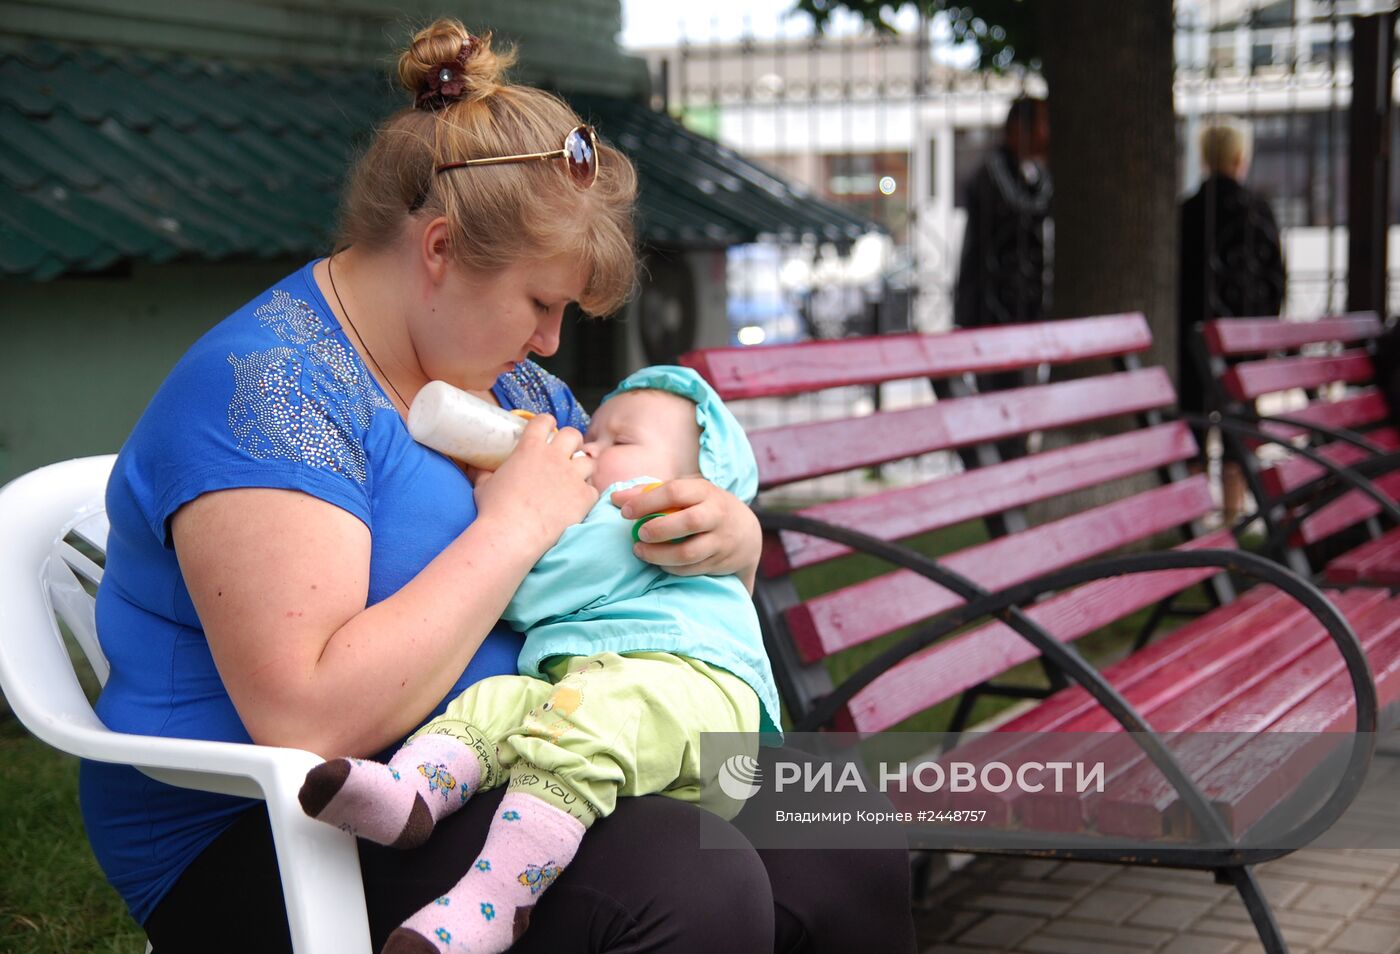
[{"xmin": 0, "ymin": 42, "xmax": 875, "ymax": 280}]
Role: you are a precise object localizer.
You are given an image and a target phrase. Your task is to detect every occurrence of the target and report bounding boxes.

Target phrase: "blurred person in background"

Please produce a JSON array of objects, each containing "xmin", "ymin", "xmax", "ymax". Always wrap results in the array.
[
  {"xmin": 1179, "ymin": 121, "xmax": 1286, "ymax": 522},
  {"xmin": 949, "ymin": 95, "xmax": 1052, "ymax": 465}
]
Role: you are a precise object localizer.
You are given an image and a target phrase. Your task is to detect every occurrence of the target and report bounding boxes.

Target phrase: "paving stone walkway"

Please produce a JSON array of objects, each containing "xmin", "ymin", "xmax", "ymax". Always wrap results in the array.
[{"xmin": 914, "ymin": 735, "xmax": 1400, "ymax": 953}]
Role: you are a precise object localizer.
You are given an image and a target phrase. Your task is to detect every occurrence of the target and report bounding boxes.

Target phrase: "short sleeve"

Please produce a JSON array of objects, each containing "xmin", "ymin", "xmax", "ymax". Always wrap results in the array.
[
  {"xmin": 492, "ymin": 360, "xmax": 590, "ymax": 431},
  {"xmin": 122, "ymin": 289, "xmax": 394, "ymax": 545}
]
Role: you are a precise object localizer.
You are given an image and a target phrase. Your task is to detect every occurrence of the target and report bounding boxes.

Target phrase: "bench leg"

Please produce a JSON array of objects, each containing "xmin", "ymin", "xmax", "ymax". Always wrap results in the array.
[
  {"xmin": 1132, "ymin": 594, "xmax": 1176, "ymax": 651},
  {"xmin": 1216, "ymin": 865, "xmax": 1288, "ymax": 954},
  {"xmin": 909, "ymin": 850, "xmax": 951, "ymax": 904}
]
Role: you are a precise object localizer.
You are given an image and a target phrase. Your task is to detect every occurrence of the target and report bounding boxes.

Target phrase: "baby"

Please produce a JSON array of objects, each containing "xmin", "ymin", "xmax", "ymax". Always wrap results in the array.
[{"xmin": 299, "ymin": 365, "xmax": 781, "ymax": 954}]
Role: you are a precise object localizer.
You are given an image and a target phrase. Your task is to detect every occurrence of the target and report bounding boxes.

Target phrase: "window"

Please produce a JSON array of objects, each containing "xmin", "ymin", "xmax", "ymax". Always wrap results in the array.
[{"xmin": 822, "ymin": 152, "xmax": 911, "ymax": 242}]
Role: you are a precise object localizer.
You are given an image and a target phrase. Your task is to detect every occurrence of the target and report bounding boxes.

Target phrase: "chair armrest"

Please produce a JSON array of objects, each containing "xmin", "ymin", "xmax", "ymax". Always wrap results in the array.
[
  {"xmin": 134, "ymin": 741, "xmax": 371, "ymax": 954},
  {"xmin": 32, "ymin": 715, "xmax": 371, "ymax": 954},
  {"xmin": 0, "ymin": 457, "xmax": 373, "ymax": 953},
  {"xmin": 758, "ymin": 510, "xmax": 1377, "ymax": 855}
]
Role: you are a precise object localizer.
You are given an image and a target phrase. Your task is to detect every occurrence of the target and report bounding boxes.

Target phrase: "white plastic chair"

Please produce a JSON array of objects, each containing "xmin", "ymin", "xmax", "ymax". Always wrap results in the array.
[{"xmin": 0, "ymin": 456, "xmax": 372, "ymax": 953}]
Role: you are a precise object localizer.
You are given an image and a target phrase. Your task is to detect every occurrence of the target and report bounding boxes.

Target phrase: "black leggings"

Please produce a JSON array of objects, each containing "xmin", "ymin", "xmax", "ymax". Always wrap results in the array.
[{"xmin": 144, "ymin": 764, "xmax": 917, "ymax": 953}]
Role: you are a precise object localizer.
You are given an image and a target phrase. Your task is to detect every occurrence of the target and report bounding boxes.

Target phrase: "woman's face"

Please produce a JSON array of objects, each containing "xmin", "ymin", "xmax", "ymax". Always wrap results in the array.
[{"xmin": 413, "ymin": 252, "xmax": 587, "ymax": 393}]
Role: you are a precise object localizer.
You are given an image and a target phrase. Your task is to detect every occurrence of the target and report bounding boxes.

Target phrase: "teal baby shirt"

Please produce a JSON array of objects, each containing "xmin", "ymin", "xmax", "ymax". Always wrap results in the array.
[{"xmin": 502, "ymin": 366, "xmax": 782, "ymax": 739}]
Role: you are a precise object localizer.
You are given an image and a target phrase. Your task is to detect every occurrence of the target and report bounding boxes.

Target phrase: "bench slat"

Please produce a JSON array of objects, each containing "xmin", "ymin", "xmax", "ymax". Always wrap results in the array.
[
  {"xmin": 1091, "ymin": 594, "xmax": 1400, "ymax": 837},
  {"xmin": 919, "ymin": 586, "xmax": 1370, "ymax": 824},
  {"xmin": 1258, "ymin": 427, "xmax": 1400, "ymax": 497},
  {"xmin": 682, "ymin": 314, "xmax": 1151, "ymax": 400},
  {"xmin": 1294, "ymin": 471, "xmax": 1400, "ymax": 545},
  {"xmin": 1199, "ymin": 314, "xmax": 1395, "ymax": 585},
  {"xmin": 767, "ymin": 422, "xmax": 1199, "ymax": 575},
  {"xmin": 1222, "ymin": 350, "xmax": 1376, "ymax": 401},
  {"xmin": 1063, "ymin": 591, "xmax": 1390, "ymax": 735},
  {"xmin": 996, "ymin": 585, "xmax": 1296, "ymax": 733},
  {"xmin": 1022, "ymin": 587, "xmax": 1383, "ymax": 832},
  {"xmin": 841, "ymin": 528, "xmax": 1235, "ymax": 736},
  {"xmin": 997, "ymin": 588, "xmax": 1381, "ymax": 833},
  {"xmin": 1257, "ymin": 391, "xmax": 1391, "ymax": 442},
  {"xmin": 789, "ymin": 476, "xmax": 1215, "ymax": 662},
  {"xmin": 1203, "ymin": 313, "xmax": 1382, "ymax": 357},
  {"xmin": 1324, "ymin": 527, "xmax": 1400, "ymax": 586},
  {"xmin": 751, "ymin": 368, "xmax": 1176, "ymax": 489},
  {"xmin": 1199, "ymin": 596, "xmax": 1400, "ymax": 837}
]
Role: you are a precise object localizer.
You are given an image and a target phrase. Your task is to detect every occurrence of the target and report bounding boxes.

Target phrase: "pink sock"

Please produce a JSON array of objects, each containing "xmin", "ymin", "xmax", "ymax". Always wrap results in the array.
[
  {"xmin": 298, "ymin": 734, "xmax": 483, "ymax": 848},
  {"xmin": 383, "ymin": 792, "xmax": 586, "ymax": 954}
]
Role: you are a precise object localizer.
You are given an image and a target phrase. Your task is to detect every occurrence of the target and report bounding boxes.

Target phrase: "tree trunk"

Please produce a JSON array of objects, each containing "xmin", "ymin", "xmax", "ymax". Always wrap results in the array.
[
  {"xmin": 1039, "ymin": 0, "xmax": 1178, "ymax": 369},
  {"xmin": 1030, "ymin": 0, "xmax": 1179, "ymax": 525}
]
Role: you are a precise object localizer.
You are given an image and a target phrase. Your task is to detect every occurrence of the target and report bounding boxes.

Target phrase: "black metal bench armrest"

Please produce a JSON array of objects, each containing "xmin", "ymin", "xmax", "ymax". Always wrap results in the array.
[
  {"xmin": 1176, "ymin": 411, "xmax": 1400, "ymax": 539},
  {"xmin": 1245, "ymin": 411, "xmax": 1390, "ymax": 457},
  {"xmin": 1253, "ymin": 450, "xmax": 1400, "ymax": 549},
  {"xmin": 1188, "ymin": 401, "xmax": 1389, "ymax": 456},
  {"xmin": 757, "ymin": 510, "xmax": 1378, "ymax": 853}
]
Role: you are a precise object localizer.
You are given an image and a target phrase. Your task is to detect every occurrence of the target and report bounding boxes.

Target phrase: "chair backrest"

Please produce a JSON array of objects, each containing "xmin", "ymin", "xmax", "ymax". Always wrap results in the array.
[
  {"xmin": 685, "ymin": 315, "xmax": 1234, "ymax": 733},
  {"xmin": 0, "ymin": 455, "xmax": 117, "ymax": 752},
  {"xmin": 1199, "ymin": 313, "xmax": 1392, "ymax": 555}
]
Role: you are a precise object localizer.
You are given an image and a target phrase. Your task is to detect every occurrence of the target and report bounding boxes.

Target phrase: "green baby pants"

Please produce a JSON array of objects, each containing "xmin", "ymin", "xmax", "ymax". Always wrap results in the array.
[{"xmin": 409, "ymin": 651, "xmax": 760, "ymax": 825}]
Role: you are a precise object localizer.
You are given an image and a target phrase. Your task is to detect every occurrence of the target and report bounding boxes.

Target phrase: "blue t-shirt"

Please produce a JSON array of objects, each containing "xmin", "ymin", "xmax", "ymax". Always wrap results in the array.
[{"xmin": 79, "ymin": 259, "xmax": 588, "ymax": 924}]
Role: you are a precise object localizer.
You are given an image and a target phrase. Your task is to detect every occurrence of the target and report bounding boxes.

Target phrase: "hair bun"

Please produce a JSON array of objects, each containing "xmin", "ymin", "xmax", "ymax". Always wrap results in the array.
[{"xmin": 397, "ymin": 18, "xmax": 516, "ymax": 110}]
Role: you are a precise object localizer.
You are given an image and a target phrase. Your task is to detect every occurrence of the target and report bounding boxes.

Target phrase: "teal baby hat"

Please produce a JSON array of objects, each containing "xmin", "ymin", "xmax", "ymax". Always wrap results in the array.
[{"xmin": 602, "ymin": 365, "xmax": 759, "ymax": 504}]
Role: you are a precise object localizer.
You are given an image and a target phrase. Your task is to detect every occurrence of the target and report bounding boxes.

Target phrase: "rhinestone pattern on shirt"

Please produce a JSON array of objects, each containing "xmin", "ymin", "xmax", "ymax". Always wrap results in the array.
[
  {"xmin": 496, "ymin": 360, "xmax": 590, "ymax": 430},
  {"xmin": 226, "ymin": 290, "xmax": 392, "ymax": 483}
]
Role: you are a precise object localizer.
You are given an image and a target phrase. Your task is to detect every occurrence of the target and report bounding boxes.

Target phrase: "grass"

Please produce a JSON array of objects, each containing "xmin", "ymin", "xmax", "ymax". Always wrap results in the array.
[
  {"xmin": 0, "ymin": 720, "xmax": 145, "ymax": 954},
  {"xmin": 1, "ymin": 598, "xmax": 145, "ymax": 954},
  {"xmin": 0, "ymin": 517, "xmax": 1232, "ymax": 951}
]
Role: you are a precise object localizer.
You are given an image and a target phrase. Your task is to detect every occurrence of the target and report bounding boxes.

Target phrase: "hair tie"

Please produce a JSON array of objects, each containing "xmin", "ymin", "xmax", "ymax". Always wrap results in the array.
[{"xmin": 415, "ymin": 37, "xmax": 478, "ymax": 110}]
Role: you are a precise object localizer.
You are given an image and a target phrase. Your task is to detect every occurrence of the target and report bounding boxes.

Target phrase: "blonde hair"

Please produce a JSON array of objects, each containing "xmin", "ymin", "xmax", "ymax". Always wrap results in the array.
[
  {"xmin": 1200, "ymin": 122, "xmax": 1252, "ymax": 176},
  {"xmin": 335, "ymin": 17, "xmax": 639, "ymax": 316}
]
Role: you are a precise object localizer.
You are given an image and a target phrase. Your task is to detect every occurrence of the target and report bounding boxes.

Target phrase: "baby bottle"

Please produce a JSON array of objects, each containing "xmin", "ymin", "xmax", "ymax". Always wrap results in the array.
[{"xmin": 407, "ymin": 380, "xmax": 530, "ymax": 470}]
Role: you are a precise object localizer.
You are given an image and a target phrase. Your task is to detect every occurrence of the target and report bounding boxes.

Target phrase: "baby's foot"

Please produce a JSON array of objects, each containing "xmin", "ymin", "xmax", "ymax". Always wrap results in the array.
[
  {"xmin": 383, "ymin": 792, "xmax": 585, "ymax": 954},
  {"xmin": 299, "ymin": 735, "xmax": 482, "ymax": 848}
]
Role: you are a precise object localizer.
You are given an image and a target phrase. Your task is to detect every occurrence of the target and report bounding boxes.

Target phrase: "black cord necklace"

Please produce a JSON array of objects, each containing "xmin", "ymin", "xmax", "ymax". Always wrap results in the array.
[{"xmin": 327, "ymin": 251, "xmax": 411, "ymax": 412}]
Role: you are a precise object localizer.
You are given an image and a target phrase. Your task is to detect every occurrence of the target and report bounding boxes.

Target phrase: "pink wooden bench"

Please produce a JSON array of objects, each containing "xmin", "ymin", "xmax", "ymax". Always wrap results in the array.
[
  {"xmin": 683, "ymin": 314, "xmax": 1398, "ymax": 954},
  {"xmin": 1196, "ymin": 312, "xmax": 1400, "ymax": 587}
]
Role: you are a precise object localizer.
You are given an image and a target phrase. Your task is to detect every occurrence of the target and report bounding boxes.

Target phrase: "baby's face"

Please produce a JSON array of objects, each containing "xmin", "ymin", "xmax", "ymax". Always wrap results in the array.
[{"xmin": 581, "ymin": 390, "xmax": 702, "ymax": 491}]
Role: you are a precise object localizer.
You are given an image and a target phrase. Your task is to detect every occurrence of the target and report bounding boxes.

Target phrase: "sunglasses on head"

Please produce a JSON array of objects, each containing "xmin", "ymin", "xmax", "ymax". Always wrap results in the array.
[{"xmin": 435, "ymin": 124, "xmax": 599, "ymax": 190}]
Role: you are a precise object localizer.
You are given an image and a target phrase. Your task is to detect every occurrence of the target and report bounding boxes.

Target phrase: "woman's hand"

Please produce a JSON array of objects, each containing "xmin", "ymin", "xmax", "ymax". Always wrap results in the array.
[
  {"xmin": 475, "ymin": 414, "xmax": 597, "ymax": 554},
  {"xmin": 610, "ymin": 479, "xmax": 761, "ymax": 590}
]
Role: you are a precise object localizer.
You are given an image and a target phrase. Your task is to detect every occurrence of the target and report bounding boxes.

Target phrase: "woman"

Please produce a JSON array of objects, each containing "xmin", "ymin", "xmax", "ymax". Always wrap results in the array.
[
  {"xmin": 1178, "ymin": 121, "xmax": 1286, "ymax": 522},
  {"xmin": 81, "ymin": 17, "xmax": 916, "ymax": 953}
]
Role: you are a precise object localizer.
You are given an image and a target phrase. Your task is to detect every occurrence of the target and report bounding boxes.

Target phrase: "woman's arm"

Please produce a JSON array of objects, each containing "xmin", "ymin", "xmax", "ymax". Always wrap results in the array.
[
  {"xmin": 609, "ymin": 479, "xmax": 761, "ymax": 592},
  {"xmin": 172, "ymin": 416, "xmax": 596, "ymax": 758}
]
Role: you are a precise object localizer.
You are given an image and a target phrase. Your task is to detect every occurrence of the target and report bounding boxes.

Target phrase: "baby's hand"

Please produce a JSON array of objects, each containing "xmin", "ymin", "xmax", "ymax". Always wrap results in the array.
[
  {"xmin": 620, "ymin": 482, "xmax": 685, "ymax": 543},
  {"xmin": 612, "ymin": 478, "xmax": 759, "ymax": 579}
]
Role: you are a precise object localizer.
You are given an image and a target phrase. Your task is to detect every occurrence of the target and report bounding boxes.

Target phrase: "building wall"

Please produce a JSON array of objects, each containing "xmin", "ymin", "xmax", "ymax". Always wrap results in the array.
[
  {"xmin": 1, "ymin": 248, "xmax": 729, "ymax": 483},
  {"xmin": 0, "ymin": 259, "xmax": 300, "ymax": 482}
]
